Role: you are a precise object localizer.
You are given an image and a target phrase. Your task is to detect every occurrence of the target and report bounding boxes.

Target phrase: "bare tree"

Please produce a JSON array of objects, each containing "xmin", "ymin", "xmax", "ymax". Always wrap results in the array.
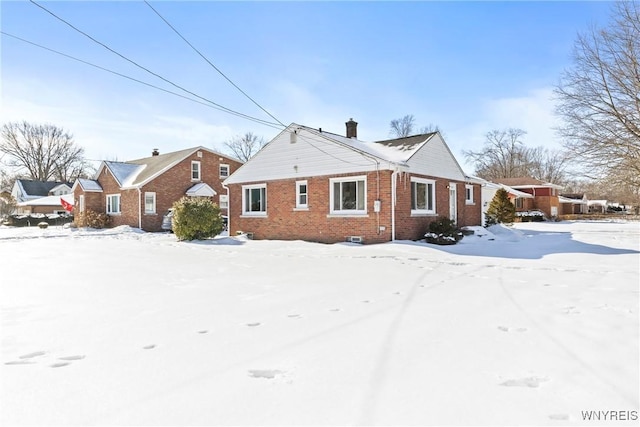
[
  {"xmin": 526, "ymin": 147, "xmax": 571, "ymax": 184},
  {"xmin": 390, "ymin": 114, "xmax": 442, "ymax": 138},
  {"xmin": 389, "ymin": 115, "xmax": 416, "ymax": 138},
  {"xmin": 463, "ymin": 128, "xmax": 530, "ymax": 180},
  {"xmin": 223, "ymin": 132, "xmax": 265, "ymax": 162},
  {"xmin": 1, "ymin": 121, "xmax": 88, "ymax": 181},
  {"xmin": 554, "ymin": 1, "xmax": 640, "ymax": 188}
]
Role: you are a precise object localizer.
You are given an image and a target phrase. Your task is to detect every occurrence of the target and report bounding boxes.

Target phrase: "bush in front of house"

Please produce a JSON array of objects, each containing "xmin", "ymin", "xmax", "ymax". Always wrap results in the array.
[
  {"xmin": 76, "ymin": 209, "xmax": 111, "ymax": 229},
  {"xmin": 424, "ymin": 216, "xmax": 463, "ymax": 245},
  {"xmin": 485, "ymin": 188, "xmax": 516, "ymax": 226},
  {"xmin": 172, "ymin": 196, "xmax": 224, "ymax": 241}
]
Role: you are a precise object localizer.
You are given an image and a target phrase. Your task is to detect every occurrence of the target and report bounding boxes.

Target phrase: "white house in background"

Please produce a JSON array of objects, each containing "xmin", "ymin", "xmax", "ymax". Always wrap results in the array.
[
  {"xmin": 588, "ymin": 199, "xmax": 607, "ymax": 213},
  {"xmin": 15, "ymin": 193, "xmax": 74, "ymax": 215},
  {"xmin": 11, "ymin": 179, "xmax": 72, "ymax": 203},
  {"xmin": 472, "ymin": 177, "xmax": 534, "ymax": 225},
  {"xmin": 559, "ymin": 193, "xmax": 589, "ymax": 214}
]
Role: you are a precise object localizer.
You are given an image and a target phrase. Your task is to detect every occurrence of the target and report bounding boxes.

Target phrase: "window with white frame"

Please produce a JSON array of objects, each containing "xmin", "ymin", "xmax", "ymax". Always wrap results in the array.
[
  {"xmin": 330, "ymin": 176, "xmax": 366, "ymax": 214},
  {"xmin": 79, "ymin": 195, "xmax": 85, "ymax": 213},
  {"xmin": 191, "ymin": 161, "xmax": 201, "ymax": 181},
  {"xmin": 219, "ymin": 164, "xmax": 229, "ymax": 178},
  {"xmin": 106, "ymin": 194, "xmax": 121, "ymax": 215},
  {"xmin": 219, "ymin": 194, "xmax": 229, "ymax": 209},
  {"xmin": 144, "ymin": 192, "xmax": 156, "ymax": 214},
  {"xmin": 411, "ymin": 178, "xmax": 436, "ymax": 214},
  {"xmin": 465, "ymin": 185, "xmax": 474, "ymax": 204},
  {"xmin": 515, "ymin": 197, "xmax": 524, "ymax": 209},
  {"xmin": 242, "ymin": 184, "xmax": 267, "ymax": 215},
  {"xmin": 296, "ymin": 180, "xmax": 308, "ymax": 209}
]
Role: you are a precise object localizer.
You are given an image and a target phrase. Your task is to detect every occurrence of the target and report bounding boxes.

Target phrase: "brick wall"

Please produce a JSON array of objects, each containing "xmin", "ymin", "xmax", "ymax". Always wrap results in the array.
[{"xmin": 228, "ymin": 171, "xmax": 482, "ymax": 244}]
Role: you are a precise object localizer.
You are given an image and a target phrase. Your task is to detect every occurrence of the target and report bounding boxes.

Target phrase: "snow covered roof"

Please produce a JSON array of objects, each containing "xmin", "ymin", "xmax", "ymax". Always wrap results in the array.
[
  {"xmin": 75, "ymin": 178, "xmax": 103, "ymax": 192},
  {"xmin": 473, "ymin": 177, "xmax": 534, "ymax": 198},
  {"xmin": 559, "ymin": 196, "xmax": 587, "ymax": 205},
  {"xmin": 185, "ymin": 183, "xmax": 217, "ymax": 197},
  {"xmin": 13, "ymin": 180, "xmax": 71, "ymax": 198},
  {"xmin": 17, "ymin": 193, "xmax": 74, "ymax": 207},
  {"xmin": 299, "ymin": 125, "xmax": 436, "ymax": 165},
  {"xmin": 494, "ymin": 177, "xmax": 563, "ymax": 189},
  {"xmin": 95, "ymin": 146, "xmax": 238, "ymax": 189},
  {"xmin": 103, "ymin": 162, "xmax": 146, "ymax": 187}
]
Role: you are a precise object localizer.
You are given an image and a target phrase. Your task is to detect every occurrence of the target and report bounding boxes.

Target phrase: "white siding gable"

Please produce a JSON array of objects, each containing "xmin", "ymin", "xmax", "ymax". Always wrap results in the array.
[
  {"xmin": 225, "ymin": 127, "xmax": 388, "ymax": 184},
  {"xmin": 406, "ymin": 133, "xmax": 466, "ymax": 180}
]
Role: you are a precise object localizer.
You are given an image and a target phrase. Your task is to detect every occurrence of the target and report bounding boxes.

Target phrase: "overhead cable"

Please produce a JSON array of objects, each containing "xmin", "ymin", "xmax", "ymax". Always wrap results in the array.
[
  {"xmin": 144, "ymin": 0, "xmax": 286, "ymax": 128},
  {"xmin": 28, "ymin": 0, "xmax": 284, "ymax": 129}
]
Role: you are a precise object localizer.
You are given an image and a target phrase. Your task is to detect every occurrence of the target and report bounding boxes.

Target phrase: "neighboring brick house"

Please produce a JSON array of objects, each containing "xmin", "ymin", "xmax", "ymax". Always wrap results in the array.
[
  {"xmin": 493, "ymin": 177, "xmax": 563, "ymax": 218},
  {"xmin": 223, "ymin": 119, "xmax": 481, "ymax": 244},
  {"xmin": 72, "ymin": 147, "xmax": 242, "ymax": 231}
]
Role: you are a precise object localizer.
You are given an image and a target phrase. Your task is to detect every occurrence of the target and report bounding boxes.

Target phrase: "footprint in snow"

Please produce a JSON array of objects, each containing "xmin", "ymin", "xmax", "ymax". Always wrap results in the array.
[
  {"xmin": 197, "ymin": 330, "xmax": 209, "ymax": 334},
  {"xmin": 287, "ymin": 314, "xmax": 302, "ymax": 319},
  {"xmin": 497, "ymin": 326, "xmax": 528, "ymax": 332},
  {"xmin": 19, "ymin": 351, "xmax": 46, "ymax": 359},
  {"xmin": 5, "ymin": 360, "xmax": 36, "ymax": 365},
  {"xmin": 143, "ymin": 345, "xmax": 156, "ymax": 350},
  {"xmin": 248, "ymin": 369, "xmax": 285, "ymax": 379},
  {"xmin": 246, "ymin": 322, "xmax": 261, "ymax": 327},
  {"xmin": 329, "ymin": 308, "xmax": 341, "ymax": 312},
  {"xmin": 548, "ymin": 414, "xmax": 570, "ymax": 421},
  {"xmin": 50, "ymin": 362, "xmax": 70, "ymax": 368},
  {"xmin": 500, "ymin": 376, "xmax": 549, "ymax": 388},
  {"xmin": 361, "ymin": 300, "xmax": 371, "ymax": 304},
  {"xmin": 58, "ymin": 355, "xmax": 85, "ymax": 361}
]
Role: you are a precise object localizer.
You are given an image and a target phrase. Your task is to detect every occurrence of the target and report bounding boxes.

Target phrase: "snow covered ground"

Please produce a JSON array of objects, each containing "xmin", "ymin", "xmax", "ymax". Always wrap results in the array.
[{"xmin": 1, "ymin": 221, "xmax": 638, "ymax": 426}]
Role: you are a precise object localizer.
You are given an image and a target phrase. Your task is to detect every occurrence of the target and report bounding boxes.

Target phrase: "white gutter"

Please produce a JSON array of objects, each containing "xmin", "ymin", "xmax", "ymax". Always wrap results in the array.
[
  {"xmin": 391, "ymin": 170, "xmax": 398, "ymax": 241},
  {"xmin": 137, "ymin": 188, "xmax": 142, "ymax": 229}
]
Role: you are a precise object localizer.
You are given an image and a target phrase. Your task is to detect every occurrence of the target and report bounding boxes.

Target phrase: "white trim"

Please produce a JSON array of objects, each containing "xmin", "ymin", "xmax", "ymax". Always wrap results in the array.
[
  {"xmin": 219, "ymin": 163, "xmax": 230, "ymax": 178},
  {"xmin": 144, "ymin": 192, "xmax": 156, "ymax": 214},
  {"xmin": 329, "ymin": 175, "xmax": 367, "ymax": 215},
  {"xmin": 79, "ymin": 195, "xmax": 85, "ymax": 213},
  {"xmin": 465, "ymin": 184, "xmax": 474, "ymax": 205},
  {"xmin": 242, "ymin": 183, "xmax": 267, "ymax": 216},
  {"xmin": 106, "ymin": 194, "xmax": 121, "ymax": 215},
  {"xmin": 295, "ymin": 180, "xmax": 308, "ymax": 209},
  {"xmin": 410, "ymin": 177, "xmax": 436, "ymax": 215},
  {"xmin": 219, "ymin": 194, "xmax": 229, "ymax": 209},
  {"xmin": 326, "ymin": 214, "xmax": 369, "ymax": 218},
  {"xmin": 191, "ymin": 161, "xmax": 201, "ymax": 181}
]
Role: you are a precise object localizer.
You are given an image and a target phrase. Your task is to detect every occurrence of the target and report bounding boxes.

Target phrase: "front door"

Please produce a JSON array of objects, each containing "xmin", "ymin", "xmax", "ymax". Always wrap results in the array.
[{"xmin": 449, "ymin": 183, "xmax": 457, "ymax": 223}]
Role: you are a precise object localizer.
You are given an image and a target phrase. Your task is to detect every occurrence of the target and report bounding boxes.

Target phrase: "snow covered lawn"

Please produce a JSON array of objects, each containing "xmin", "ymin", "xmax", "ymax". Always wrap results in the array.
[{"xmin": 1, "ymin": 221, "xmax": 638, "ymax": 425}]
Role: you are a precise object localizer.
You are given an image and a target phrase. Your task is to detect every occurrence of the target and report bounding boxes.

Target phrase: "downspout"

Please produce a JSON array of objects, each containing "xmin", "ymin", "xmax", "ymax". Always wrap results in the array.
[
  {"xmin": 223, "ymin": 184, "xmax": 230, "ymax": 235},
  {"xmin": 137, "ymin": 188, "xmax": 142, "ymax": 229},
  {"xmin": 391, "ymin": 170, "xmax": 397, "ymax": 241}
]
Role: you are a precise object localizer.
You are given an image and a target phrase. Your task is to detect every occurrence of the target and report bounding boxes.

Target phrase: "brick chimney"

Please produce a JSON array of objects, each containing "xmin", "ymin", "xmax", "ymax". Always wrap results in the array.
[
  {"xmin": 346, "ymin": 118, "xmax": 358, "ymax": 139},
  {"xmin": 152, "ymin": 148, "xmax": 159, "ymax": 156}
]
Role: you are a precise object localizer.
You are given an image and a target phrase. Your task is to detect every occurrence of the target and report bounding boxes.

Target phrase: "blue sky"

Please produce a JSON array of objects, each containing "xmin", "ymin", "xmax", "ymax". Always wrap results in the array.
[{"xmin": 1, "ymin": 1, "xmax": 612, "ymax": 171}]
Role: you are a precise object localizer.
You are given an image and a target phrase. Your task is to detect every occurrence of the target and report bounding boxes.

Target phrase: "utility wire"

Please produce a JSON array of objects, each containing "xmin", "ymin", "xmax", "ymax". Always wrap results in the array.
[
  {"xmin": 144, "ymin": 0, "xmax": 286, "ymax": 128},
  {"xmin": 28, "ymin": 0, "xmax": 283, "ymax": 129},
  {"xmin": 0, "ymin": 31, "xmax": 284, "ymax": 131}
]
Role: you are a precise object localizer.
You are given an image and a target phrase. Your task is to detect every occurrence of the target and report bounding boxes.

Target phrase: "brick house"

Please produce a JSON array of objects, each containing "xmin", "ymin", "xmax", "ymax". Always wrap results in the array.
[
  {"xmin": 493, "ymin": 177, "xmax": 563, "ymax": 218},
  {"xmin": 559, "ymin": 193, "xmax": 588, "ymax": 215},
  {"xmin": 72, "ymin": 147, "xmax": 242, "ymax": 231},
  {"xmin": 223, "ymin": 119, "xmax": 482, "ymax": 244}
]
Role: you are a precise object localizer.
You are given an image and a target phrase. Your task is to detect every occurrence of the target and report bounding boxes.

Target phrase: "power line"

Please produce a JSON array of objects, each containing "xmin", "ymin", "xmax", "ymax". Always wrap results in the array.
[
  {"xmin": 0, "ymin": 31, "xmax": 284, "ymax": 131},
  {"xmin": 27, "ymin": 0, "xmax": 283, "ymax": 129},
  {"xmin": 143, "ymin": 0, "xmax": 287, "ymax": 128}
]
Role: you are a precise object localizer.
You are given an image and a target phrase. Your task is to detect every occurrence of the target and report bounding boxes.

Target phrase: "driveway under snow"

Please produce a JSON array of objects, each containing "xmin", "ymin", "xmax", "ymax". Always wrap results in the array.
[{"xmin": 1, "ymin": 221, "xmax": 638, "ymax": 425}]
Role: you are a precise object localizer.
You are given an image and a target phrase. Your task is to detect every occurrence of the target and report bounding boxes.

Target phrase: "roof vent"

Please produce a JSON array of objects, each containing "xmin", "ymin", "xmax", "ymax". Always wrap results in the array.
[
  {"xmin": 152, "ymin": 148, "xmax": 159, "ymax": 156},
  {"xmin": 290, "ymin": 129, "xmax": 297, "ymax": 144}
]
